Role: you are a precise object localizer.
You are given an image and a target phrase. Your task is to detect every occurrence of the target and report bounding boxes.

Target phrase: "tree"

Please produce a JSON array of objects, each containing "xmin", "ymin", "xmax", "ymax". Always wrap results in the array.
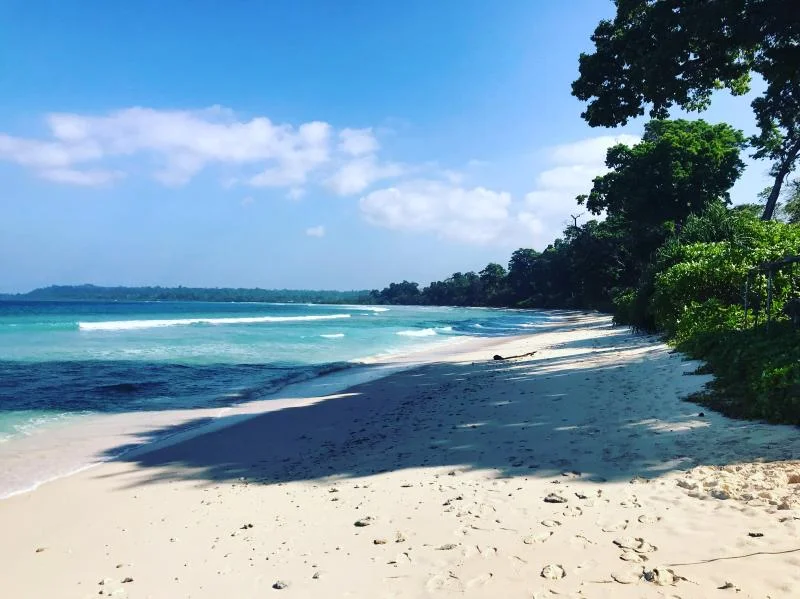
[
  {"xmin": 781, "ymin": 179, "xmax": 800, "ymax": 224},
  {"xmin": 572, "ymin": 0, "xmax": 800, "ymax": 220},
  {"xmin": 373, "ymin": 281, "xmax": 421, "ymax": 305},
  {"xmin": 579, "ymin": 120, "xmax": 746, "ymax": 228},
  {"xmin": 506, "ymin": 249, "xmax": 541, "ymax": 302},
  {"xmin": 479, "ymin": 263, "xmax": 507, "ymax": 305}
]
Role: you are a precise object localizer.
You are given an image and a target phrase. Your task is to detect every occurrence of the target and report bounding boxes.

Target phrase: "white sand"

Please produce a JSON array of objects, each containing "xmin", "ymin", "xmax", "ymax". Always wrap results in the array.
[{"xmin": 1, "ymin": 314, "xmax": 799, "ymax": 598}]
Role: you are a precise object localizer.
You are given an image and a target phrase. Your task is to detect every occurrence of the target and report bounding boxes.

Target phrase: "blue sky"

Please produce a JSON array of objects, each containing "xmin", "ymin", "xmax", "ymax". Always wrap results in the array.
[{"xmin": 0, "ymin": 0, "xmax": 770, "ymax": 292}]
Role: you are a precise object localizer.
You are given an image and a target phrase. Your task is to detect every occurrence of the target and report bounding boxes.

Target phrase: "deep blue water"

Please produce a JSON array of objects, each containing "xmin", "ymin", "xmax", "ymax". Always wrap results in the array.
[{"xmin": 0, "ymin": 300, "xmax": 549, "ymax": 442}]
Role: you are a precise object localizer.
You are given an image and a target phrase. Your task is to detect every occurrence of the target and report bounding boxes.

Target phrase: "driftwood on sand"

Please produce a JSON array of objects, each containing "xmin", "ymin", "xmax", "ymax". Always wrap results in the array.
[{"xmin": 492, "ymin": 351, "xmax": 536, "ymax": 361}]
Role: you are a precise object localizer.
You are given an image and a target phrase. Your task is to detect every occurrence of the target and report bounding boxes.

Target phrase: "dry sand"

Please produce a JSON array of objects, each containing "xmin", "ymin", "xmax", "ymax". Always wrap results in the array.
[{"xmin": 1, "ymin": 314, "xmax": 799, "ymax": 598}]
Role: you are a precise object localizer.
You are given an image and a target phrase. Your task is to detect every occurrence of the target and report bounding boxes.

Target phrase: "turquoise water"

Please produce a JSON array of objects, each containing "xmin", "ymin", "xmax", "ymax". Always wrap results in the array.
[{"xmin": 0, "ymin": 301, "xmax": 549, "ymax": 443}]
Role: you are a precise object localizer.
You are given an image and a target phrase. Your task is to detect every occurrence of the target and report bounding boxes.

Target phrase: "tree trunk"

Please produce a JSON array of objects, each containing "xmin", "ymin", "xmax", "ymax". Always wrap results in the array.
[
  {"xmin": 761, "ymin": 144, "xmax": 800, "ymax": 221},
  {"xmin": 761, "ymin": 165, "xmax": 789, "ymax": 220}
]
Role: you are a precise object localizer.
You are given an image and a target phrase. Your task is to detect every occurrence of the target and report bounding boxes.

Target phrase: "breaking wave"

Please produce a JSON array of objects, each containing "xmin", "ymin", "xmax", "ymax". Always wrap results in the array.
[{"xmin": 79, "ymin": 314, "xmax": 352, "ymax": 331}]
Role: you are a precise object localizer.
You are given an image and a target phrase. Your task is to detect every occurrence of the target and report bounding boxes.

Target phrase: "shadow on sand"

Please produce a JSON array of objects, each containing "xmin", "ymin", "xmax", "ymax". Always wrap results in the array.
[{"xmin": 94, "ymin": 322, "xmax": 800, "ymax": 492}]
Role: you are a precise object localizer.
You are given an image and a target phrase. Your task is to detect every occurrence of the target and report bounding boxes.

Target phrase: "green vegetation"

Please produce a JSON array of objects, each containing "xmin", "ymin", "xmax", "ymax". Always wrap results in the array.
[
  {"xmin": 374, "ymin": 119, "xmax": 800, "ymax": 423},
  {"xmin": 2, "ymin": 284, "xmax": 372, "ymax": 304},
  {"xmin": 571, "ymin": 0, "xmax": 800, "ymax": 221}
]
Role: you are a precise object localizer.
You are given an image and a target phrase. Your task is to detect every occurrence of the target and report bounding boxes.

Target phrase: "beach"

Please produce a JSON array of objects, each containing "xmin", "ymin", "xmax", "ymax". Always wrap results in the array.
[{"xmin": 1, "ymin": 314, "xmax": 799, "ymax": 598}]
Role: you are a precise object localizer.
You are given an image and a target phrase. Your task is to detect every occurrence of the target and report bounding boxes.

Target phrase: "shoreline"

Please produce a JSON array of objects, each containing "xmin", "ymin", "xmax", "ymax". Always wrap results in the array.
[
  {"xmin": 2, "ymin": 313, "xmax": 798, "ymax": 598},
  {"xmin": 0, "ymin": 317, "xmax": 575, "ymax": 500}
]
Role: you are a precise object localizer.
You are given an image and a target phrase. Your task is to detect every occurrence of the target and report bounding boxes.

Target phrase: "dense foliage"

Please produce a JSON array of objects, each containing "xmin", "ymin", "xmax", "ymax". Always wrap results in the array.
[
  {"xmin": 1, "ymin": 285, "xmax": 372, "ymax": 304},
  {"xmin": 374, "ymin": 120, "xmax": 800, "ymax": 424},
  {"xmin": 572, "ymin": 0, "xmax": 800, "ymax": 221}
]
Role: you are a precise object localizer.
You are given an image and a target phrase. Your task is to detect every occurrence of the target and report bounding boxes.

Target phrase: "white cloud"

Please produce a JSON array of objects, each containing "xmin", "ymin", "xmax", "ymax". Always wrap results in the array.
[
  {"xmin": 466, "ymin": 159, "xmax": 489, "ymax": 168},
  {"xmin": 38, "ymin": 168, "xmax": 124, "ymax": 186},
  {"xmin": 521, "ymin": 133, "xmax": 641, "ymax": 239},
  {"xmin": 305, "ymin": 225, "xmax": 325, "ymax": 237},
  {"xmin": 359, "ymin": 180, "xmax": 537, "ymax": 244},
  {"xmin": 549, "ymin": 134, "xmax": 640, "ymax": 166},
  {"xmin": 441, "ymin": 169, "xmax": 464, "ymax": 185},
  {"xmin": 0, "ymin": 134, "xmax": 102, "ymax": 169},
  {"xmin": 241, "ymin": 195, "xmax": 255, "ymax": 207},
  {"xmin": 286, "ymin": 187, "xmax": 306, "ymax": 200},
  {"xmin": 358, "ymin": 134, "xmax": 642, "ymax": 247},
  {"xmin": 0, "ymin": 107, "xmax": 345, "ymax": 189},
  {"xmin": 326, "ymin": 155, "xmax": 405, "ymax": 195},
  {"xmin": 338, "ymin": 128, "xmax": 379, "ymax": 156},
  {"xmin": 1, "ymin": 107, "xmax": 643, "ymax": 252}
]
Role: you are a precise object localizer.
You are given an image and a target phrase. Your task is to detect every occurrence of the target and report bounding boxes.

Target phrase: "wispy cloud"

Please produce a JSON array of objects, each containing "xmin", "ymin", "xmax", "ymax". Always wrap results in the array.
[
  {"xmin": 360, "ymin": 179, "xmax": 537, "ymax": 245},
  {"xmin": 359, "ymin": 134, "xmax": 641, "ymax": 247},
  {"xmin": 519, "ymin": 133, "xmax": 641, "ymax": 237},
  {"xmin": 1, "ymin": 107, "xmax": 641, "ymax": 250},
  {"xmin": 305, "ymin": 225, "xmax": 325, "ymax": 237},
  {"xmin": 0, "ymin": 107, "xmax": 401, "ymax": 192}
]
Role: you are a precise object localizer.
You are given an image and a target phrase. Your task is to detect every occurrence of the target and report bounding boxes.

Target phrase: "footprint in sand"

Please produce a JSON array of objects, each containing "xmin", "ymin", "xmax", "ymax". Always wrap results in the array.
[
  {"xmin": 541, "ymin": 519, "xmax": 561, "ymax": 528},
  {"xmin": 570, "ymin": 534, "xmax": 595, "ymax": 548},
  {"xmin": 523, "ymin": 530, "xmax": 553, "ymax": 544},
  {"xmin": 611, "ymin": 567, "xmax": 644, "ymax": 584},
  {"xmin": 637, "ymin": 514, "xmax": 661, "ymax": 525},
  {"xmin": 620, "ymin": 550, "xmax": 648, "ymax": 563},
  {"xmin": 600, "ymin": 520, "xmax": 629, "ymax": 532},
  {"xmin": 613, "ymin": 537, "xmax": 657, "ymax": 554},
  {"xmin": 426, "ymin": 572, "xmax": 464, "ymax": 592},
  {"xmin": 465, "ymin": 572, "xmax": 494, "ymax": 589}
]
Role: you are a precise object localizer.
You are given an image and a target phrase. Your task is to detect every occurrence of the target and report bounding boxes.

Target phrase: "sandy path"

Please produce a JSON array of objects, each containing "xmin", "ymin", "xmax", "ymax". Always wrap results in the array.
[{"xmin": 1, "ymin": 315, "xmax": 798, "ymax": 598}]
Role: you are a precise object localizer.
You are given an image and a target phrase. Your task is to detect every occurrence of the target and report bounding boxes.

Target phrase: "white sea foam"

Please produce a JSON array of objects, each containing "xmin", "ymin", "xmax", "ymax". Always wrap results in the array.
[
  {"xmin": 337, "ymin": 305, "xmax": 389, "ymax": 313},
  {"xmin": 320, "ymin": 333, "xmax": 345, "ymax": 339},
  {"xmin": 79, "ymin": 314, "xmax": 351, "ymax": 331},
  {"xmin": 395, "ymin": 326, "xmax": 453, "ymax": 337}
]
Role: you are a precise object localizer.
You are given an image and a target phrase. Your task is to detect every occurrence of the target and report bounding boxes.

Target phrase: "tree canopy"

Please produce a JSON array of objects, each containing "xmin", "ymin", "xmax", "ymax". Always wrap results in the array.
[
  {"xmin": 572, "ymin": 0, "xmax": 800, "ymax": 220},
  {"xmin": 579, "ymin": 119, "xmax": 746, "ymax": 227}
]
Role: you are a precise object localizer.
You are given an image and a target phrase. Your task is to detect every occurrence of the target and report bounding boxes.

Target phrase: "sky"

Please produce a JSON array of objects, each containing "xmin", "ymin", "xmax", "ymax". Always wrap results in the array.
[{"xmin": 0, "ymin": 0, "xmax": 772, "ymax": 293}]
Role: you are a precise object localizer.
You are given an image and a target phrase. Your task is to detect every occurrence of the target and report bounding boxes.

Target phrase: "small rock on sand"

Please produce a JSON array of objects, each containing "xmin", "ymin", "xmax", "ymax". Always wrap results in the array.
[
  {"xmin": 354, "ymin": 517, "xmax": 375, "ymax": 527},
  {"xmin": 373, "ymin": 538, "xmax": 387, "ymax": 545},
  {"xmin": 544, "ymin": 493, "xmax": 568, "ymax": 504},
  {"xmin": 644, "ymin": 567, "xmax": 677, "ymax": 586},
  {"xmin": 437, "ymin": 543, "xmax": 458, "ymax": 550},
  {"xmin": 272, "ymin": 580, "xmax": 288, "ymax": 590},
  {"xmin": 540, "ymin": 564, "xmax": 565, "ymax": 580}
]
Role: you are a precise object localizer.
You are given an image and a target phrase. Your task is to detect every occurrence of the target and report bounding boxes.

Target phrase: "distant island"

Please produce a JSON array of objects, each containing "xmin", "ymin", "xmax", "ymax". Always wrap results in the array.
[{"xmin": 0, "ymin": 284, "xmax": 372, "ymax": 305}]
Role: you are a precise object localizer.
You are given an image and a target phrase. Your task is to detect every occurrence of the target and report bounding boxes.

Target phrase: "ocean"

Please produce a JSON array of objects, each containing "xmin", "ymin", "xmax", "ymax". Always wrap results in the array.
[{"xmin": 0, "ymin": 300, "xmax": 551, "ymax": 496}]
